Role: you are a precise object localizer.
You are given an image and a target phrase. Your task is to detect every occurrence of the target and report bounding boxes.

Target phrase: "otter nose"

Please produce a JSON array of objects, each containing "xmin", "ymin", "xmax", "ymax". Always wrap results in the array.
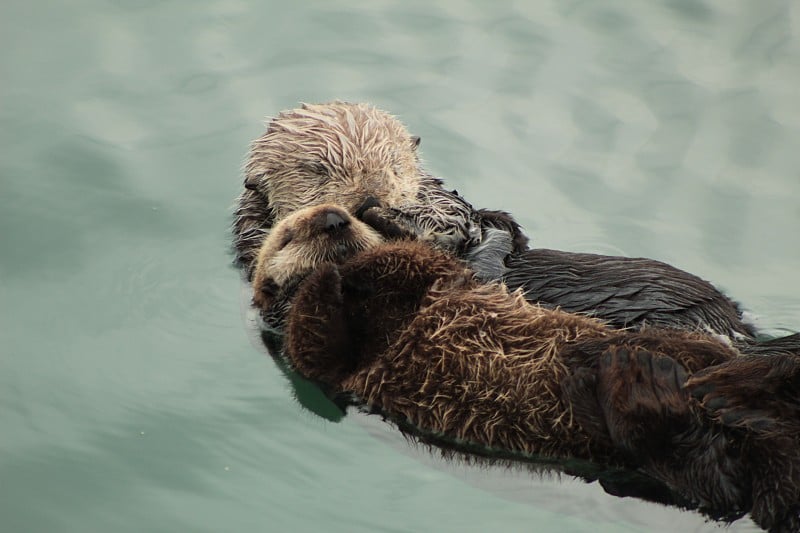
[{"xmin": 324, "ymin": 212, "xmax": 350, "ymax": 232}]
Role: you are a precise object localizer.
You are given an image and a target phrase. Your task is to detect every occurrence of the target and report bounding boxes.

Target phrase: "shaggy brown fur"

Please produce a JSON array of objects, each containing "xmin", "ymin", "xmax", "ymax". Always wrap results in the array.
[{"xmin": 253, "ymin": 204, "xmax": 800, "ymax": 533}]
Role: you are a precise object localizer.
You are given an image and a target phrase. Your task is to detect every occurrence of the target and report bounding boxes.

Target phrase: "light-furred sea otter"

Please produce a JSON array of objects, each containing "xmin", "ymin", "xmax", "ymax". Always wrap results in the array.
[
  {"xmin": 236, "ymin": 102, "xmax": 497, "ymax": 277},
  {"xmin": 252, "ymin": 203, "xmax": 800, "ymax": 533},
  {"xmin": 234, "ymin": 101, "xmax": 800, "ymax": 355}
]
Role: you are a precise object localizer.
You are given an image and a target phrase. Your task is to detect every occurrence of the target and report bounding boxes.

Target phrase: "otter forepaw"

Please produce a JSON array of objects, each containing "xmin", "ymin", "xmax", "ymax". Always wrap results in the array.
[
  {"xmin": 359, "ymin": 206, "xmax": 417, "ymax": 240},
  {"xmin": 598, "ymin": 347, "xmax": 690, "ymax": 453},
  {"xmin": 285, "ymin": 263, "xmax": 355, "ymax": 385},
  {"xmin": 313, "ymin": 262, "xmax": 344, "ymax": 308}
]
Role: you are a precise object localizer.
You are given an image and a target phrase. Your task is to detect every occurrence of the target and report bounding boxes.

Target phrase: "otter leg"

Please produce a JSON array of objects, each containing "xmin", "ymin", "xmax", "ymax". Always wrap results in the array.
[
  {"xmin": 597, "ymin": 347, "xmax": 690, "ymax": 455},
  {"xmin": 687, "ymin": 353, "xmax": 800, "ymax": 435},
  {"xmin": 285, "ymin": 263, "xmax": 356, "ymax": 386}
]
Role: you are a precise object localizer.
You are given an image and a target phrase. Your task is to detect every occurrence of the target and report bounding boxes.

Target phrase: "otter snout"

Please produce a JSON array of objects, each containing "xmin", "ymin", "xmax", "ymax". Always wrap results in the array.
[
  {"xmin": 310, "ymin": 206, "xmax": 352, "ymax": 235},
  {"xmin": 324, "ymin": 212, "xmax": 350, "ymax": 232}
]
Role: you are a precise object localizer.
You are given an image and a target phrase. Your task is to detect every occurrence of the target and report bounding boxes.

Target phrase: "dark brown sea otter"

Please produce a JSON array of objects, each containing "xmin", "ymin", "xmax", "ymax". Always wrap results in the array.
[
  {"xmin": 234, "ymin": 101, "xmax": 799, "ymax": 355},
  {"xmin": 252, "ymin": 204, "xmax": 800, "ymax": 533}
]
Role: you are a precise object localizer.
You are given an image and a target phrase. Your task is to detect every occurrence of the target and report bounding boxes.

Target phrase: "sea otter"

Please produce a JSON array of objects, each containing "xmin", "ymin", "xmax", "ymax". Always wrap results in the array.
[
  {"xmin": 252, "ymin": 204, "xmax": 800, "ymax": 533},
  {"xmin": 234, "ymin": 101, "xmax": 800, "ymax": 354},
  {"xmin": 235, "ymin": 101, "xmax": 498, "ymax": 278}
]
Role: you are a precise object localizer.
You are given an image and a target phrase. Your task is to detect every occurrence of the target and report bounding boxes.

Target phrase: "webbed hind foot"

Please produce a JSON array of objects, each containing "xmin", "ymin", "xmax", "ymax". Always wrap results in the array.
[{"xmin": 687, "ymin": 353, "xmax": 800, "ymax": 435}]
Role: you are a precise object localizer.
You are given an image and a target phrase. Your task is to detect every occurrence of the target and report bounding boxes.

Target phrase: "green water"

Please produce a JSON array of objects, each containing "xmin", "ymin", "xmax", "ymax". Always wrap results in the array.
[{"xmin": 2, "ymin": 1, "xmax": 798, "ymax": 532}]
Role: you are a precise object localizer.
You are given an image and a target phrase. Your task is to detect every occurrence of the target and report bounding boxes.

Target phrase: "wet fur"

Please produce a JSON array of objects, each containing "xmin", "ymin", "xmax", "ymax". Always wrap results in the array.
[
  {"xmin": 252, "ymin": 205, "xmax": 800, "ymax": 532},
  {"xmin": 502, "ymin": 249, "xmax": 755, "ymax": 339},
  {"xmin": 285, "ymin": 240, "xmax": 799, "ymax": 532}
]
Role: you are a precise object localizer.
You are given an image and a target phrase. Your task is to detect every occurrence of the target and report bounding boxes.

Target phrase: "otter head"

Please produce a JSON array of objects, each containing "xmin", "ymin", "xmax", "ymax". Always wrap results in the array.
[
  {"xmin": 251, "ymin": 203, "xmax": 384, "ymax": 312},
  {"xmin": 245, "ymin": 101, "xmax": 424, "ymax": 221}
]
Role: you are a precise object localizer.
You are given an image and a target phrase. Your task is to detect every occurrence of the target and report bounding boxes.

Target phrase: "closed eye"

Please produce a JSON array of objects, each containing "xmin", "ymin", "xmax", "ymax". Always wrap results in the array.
[{"xmin": 301, "ymin": 160, "xmax": 329, "ymax": 179}]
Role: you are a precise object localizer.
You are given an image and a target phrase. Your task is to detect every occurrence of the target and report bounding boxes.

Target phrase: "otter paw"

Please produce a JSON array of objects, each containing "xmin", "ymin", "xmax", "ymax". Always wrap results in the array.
[
  {"xmin": 313, "ymin": 263, "xmax": 344, "ymax": 308},
  {"xmin": 287, "ymin": 262, "xmax": 344, "ymax": 344},
  {"xmin": 285, "ymin": 263, "xmax": 355, "ymax": 385},
  {"xmin": 359, "ymin": 206, "xmax": 417, "ymax": 240},
  {"xmin": 598, "ymin": 347, "xmax": 690, "ymax": 453}
]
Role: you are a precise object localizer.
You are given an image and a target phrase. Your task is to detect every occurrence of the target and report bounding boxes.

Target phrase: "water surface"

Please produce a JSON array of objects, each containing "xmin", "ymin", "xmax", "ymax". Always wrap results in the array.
[{"xmin": 2, "ymin": 1, "xmax": 799, "ymax": 532}]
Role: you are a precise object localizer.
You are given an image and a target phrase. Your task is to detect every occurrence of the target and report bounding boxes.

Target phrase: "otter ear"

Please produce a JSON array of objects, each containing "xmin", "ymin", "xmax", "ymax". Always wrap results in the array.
[{"xmin": 410, "ymin": 136, "xmax": 421, "ymax": 150}]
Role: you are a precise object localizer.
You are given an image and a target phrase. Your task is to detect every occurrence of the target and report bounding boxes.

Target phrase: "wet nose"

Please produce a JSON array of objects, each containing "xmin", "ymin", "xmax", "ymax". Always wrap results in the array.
[
  {"xmin": 355, "ymin": 196, "xmax": 381, "ymax": 219},
  {"xmin": 324, "ymin": 212, "xmax": 350, "ymax": 232}
]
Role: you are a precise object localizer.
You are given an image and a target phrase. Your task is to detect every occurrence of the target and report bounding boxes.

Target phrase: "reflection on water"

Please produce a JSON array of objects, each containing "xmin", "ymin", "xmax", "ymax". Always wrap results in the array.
[{"xmin": 2, "ymin": 0, "xmax": 797, "ymax": 532}]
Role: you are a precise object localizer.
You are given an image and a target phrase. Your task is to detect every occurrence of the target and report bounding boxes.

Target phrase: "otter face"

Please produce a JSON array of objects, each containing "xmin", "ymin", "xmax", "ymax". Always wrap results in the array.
[
  {"xmin": 245, "ymin": 101, "xmax": 424, "ymax": 221},
  {"xmin": 252, "ymin": 204, "xmax": 384, "ymax": 309}
]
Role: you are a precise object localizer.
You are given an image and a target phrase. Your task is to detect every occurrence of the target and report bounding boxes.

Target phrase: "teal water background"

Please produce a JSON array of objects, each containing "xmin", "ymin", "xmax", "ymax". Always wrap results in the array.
[{"xmin": 2, "ymin": 1, "xmax": 799, "ymax": 532}]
